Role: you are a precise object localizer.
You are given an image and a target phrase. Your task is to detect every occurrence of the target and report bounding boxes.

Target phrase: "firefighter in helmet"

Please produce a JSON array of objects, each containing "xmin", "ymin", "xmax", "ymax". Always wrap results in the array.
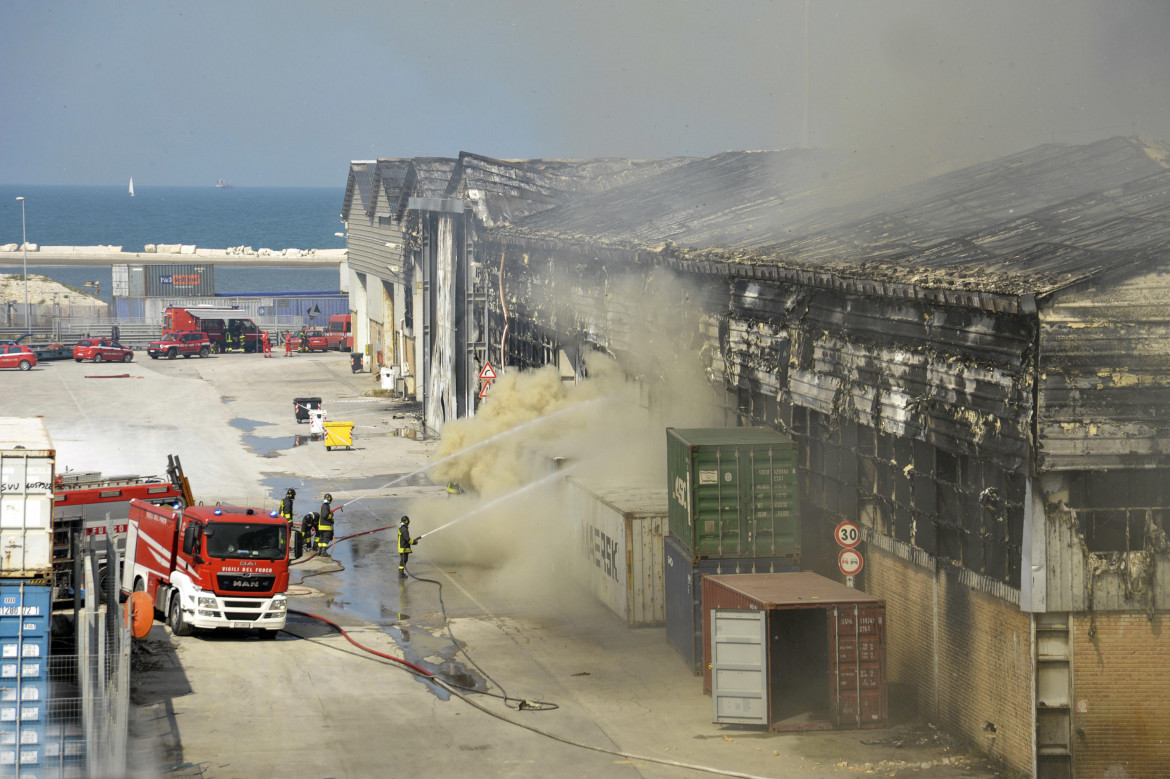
[
  {"xmin": 279, "ymin": 488, "xmax": 296, "ymax": 537},
  {"xmin": 397, "ymin": 515, "xmax": 419, "ymax": 578},
  {"xmin": 300, "ymin": 512, "xmax": 319, "ymax": 553},
  {"xmin": 317, "ymin": 493, "xmax": 335, "ymax": 557}
]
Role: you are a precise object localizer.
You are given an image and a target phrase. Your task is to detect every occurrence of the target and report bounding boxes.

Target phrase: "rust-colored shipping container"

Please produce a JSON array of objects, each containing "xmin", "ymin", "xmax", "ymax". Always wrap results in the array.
[{"xmin": 703, "ymin": 572, "xmax": 886, "ymax": 731}]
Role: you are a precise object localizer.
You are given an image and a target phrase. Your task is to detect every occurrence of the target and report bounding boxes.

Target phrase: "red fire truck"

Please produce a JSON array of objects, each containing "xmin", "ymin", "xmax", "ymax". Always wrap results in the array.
[
  {"xmin": 121, "ymin": 500, "xmax": 291, "ymax": 638},
  {"xmin": 162, "ymin": 306, "xmax": 263, "ymax": 353},
  {"xmin": 52, "ymin": 455, "xmax": 191, "ymax": 606}
]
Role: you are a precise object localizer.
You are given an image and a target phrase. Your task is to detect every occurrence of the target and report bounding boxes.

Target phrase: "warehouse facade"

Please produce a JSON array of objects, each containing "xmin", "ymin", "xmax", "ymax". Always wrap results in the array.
[{"xmin": 342, "ymin": 137, "xmax": 1170, "ymax": 777}]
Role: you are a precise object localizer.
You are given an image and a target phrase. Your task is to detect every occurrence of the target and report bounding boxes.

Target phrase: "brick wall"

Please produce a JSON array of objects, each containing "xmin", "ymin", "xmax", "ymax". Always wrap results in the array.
[
  {"xmin": 936, "ymin": 570, "xmax": 1032, "ymax": 775},
  {"xmin": 866, "ymin": 546, "xmax": 1033, "ymax": 775},
  {"xmin": 1073, "ymin": 612, "xmax": 1170, "ymax": 778},
  {"xmin": 866, "ymin": 545, "xmax": 937, "ymax": 717}
]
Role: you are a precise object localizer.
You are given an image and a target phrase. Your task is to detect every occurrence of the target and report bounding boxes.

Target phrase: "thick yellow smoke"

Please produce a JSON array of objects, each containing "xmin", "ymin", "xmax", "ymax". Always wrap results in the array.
[{"xmin": 411, "ymin": 271, "xmax": 725, "ymax": 602}]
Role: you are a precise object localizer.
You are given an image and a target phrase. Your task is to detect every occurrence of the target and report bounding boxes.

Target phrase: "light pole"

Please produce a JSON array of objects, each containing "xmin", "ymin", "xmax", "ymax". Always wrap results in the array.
[{"xmin": 15, "ymin": 197, "xmax": 28, "ymax": 331}]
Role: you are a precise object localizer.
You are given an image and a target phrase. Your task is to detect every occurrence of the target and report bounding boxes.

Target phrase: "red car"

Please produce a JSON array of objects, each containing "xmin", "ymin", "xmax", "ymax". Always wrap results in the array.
[
  {"xmin": 287, "ymin": 330, "xmax": 328, "ymax": 353},
  {"xmin": 0, "ymin": 345, "xmax": 37, "ymax": 371},
  {"xmin": 73, "ymin": 338, "xmax": 134, "ymax": 363},
  {"xmin": 147, "ymin": 331, "xmax": 212, "ymax": 359}
]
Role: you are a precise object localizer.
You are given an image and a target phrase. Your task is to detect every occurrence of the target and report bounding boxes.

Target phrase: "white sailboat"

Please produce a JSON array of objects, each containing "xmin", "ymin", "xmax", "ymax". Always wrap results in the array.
[{"xmin": 129, "ymin": 177, "xmax": 135, "ymax": 197}]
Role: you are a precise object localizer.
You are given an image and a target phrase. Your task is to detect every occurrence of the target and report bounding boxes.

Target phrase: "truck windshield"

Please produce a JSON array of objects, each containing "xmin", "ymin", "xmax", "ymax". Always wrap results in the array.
[{"xmin": 204, "ymin": 522, "xmax": 286, "ymax": 560}]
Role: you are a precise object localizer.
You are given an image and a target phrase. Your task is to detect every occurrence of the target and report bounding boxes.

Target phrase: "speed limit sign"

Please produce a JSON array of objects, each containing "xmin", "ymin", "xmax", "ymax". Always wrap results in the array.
[
  {"xmin": 834, "ymin": 520, "xmax": 861, "ymax": 549},
  {"xmin": 839, "ymin": 548, "xmax": 864, "ymax": 576}
]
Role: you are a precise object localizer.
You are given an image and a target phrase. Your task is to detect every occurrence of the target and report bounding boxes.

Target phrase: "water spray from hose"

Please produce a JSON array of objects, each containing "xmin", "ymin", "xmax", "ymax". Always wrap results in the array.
[
  {"xmin": 415, "ymin": 466, "xmax": 576, "ymax": 541},
  {"xmin": 336, "ymin": 395, "xmax": 612, "ymax": 511}
]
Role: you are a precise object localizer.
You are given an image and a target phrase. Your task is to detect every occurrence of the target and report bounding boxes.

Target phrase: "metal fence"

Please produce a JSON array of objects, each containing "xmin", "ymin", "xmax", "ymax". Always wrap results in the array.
[{"xmin": 13, "ymin": 546, "xmax": 131, "ymax": 778}]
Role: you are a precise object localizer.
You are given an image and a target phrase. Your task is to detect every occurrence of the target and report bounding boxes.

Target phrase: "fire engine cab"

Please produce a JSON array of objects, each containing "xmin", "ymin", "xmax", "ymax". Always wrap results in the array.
[{"xmin": 122, "ymin": 500, "xmax": 292, "ymax": 638}]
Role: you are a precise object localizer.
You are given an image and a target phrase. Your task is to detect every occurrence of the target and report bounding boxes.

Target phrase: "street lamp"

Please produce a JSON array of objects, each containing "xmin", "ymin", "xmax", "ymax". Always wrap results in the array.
[{"xmin": 15, "ymin": 197, "xmax": 28, "ymax": 331}]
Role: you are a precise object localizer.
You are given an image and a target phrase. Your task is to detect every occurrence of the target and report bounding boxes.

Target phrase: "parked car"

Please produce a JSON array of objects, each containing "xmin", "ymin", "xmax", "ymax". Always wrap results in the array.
[
  {"xmin": 147, "ymin": 331, "xmax": 213, "ymax": 359},
  {"xmin": 0, "ymin": 345, "xmax": 37, "ymax": 371},
  {"xmin": 73, "ymin": 338, "xmax": 134, "ymax": 363},
  {"xmin": 287, "ymin": 330, "xmax": 329, "ymax": 353}
]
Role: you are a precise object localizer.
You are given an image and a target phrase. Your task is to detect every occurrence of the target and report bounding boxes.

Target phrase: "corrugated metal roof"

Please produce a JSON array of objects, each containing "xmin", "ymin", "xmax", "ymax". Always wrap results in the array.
[
  {"xmin": 372, "ymin": 159, "xmax": 411, "ymax": 219},
  {"xmin": 705, "ymin": 572, "xmax": 883, "ymax": 607},
  {"xmin": 489, "ymin": 137, "xmax": 1170, "ymax": 299},
  {"xmin": 341, "ymin": 161, "xmax": 376, "ymax": 221}
]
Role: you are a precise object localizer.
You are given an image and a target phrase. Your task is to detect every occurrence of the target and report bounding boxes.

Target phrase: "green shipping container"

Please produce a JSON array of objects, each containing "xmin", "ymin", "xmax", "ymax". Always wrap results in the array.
[{"xmin": 666, "ymin": 427, "xmax": 799, "ymax": 560}]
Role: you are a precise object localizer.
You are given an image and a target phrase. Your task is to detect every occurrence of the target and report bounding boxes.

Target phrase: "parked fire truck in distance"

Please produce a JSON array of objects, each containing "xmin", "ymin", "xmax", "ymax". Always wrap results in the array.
[
  {"xmin": 162, "ymin": 306, "xmax": 262, "ymax": 353},
  {"xmin": 122, "ymin": 500, "xmax": 291, "ymax": 637}
]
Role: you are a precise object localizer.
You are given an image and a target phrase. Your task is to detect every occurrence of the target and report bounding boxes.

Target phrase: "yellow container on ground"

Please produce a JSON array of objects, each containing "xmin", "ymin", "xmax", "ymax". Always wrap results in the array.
[{"xmin": 323, "ymin": 421, "xmax": 354, "ymax": 450}]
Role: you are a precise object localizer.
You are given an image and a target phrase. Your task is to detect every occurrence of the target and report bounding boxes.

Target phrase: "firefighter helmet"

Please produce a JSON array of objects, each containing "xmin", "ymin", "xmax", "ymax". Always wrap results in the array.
[
  {"xmin": 286, "ymin": 488, "xmax": 296, "ymax": 497},
  {"xmin": 400, "ymin": 515, "xmax": 410, "ymax": 525},
  {"xmin": 324, "ymin": 493, "xmax": 333, "ymax": 502}
]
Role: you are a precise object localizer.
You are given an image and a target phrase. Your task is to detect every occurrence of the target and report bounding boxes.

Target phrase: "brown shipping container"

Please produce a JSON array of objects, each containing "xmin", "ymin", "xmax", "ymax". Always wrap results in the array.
[{"xmin": 703, "ymin": 572, "xmax": 886, "ymax": 731}]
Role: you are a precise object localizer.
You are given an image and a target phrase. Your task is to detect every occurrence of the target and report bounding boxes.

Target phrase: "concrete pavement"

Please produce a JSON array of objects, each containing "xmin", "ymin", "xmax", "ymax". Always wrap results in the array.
[{"xmin": 10, "ymin": 350, "xmax": 1002, "ymax": 778}]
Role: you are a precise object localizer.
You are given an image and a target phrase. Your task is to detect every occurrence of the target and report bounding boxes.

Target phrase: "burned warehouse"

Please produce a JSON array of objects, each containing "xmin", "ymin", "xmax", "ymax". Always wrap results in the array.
[{"xmin": 340, "ymin": 136, "xmax": 1170, "ymax": 778}]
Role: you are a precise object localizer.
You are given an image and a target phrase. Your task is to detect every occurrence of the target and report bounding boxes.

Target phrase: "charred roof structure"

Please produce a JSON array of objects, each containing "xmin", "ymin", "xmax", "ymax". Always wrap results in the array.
[{"xmin": 341, "ymin": 137, "xmax": 1170, "ymax": 777}]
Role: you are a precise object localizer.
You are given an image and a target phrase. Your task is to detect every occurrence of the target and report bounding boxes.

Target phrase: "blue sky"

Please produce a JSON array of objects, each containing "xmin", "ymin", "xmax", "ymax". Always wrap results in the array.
[{"xmin": 3, "ymin": 0, "xmax": 1169, "ymax": 187}]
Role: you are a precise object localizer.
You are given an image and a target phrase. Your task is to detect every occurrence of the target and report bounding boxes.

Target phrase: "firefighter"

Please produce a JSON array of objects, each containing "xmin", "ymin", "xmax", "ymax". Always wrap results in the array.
[
  {"xmin": 397, "ymin": 515, "xmax": 419, "ymax": 578},
  {"xmin": 446, "ymin": 481, "xmax": 462, "ymax": 496},
  {"xmin": 298, "ymin": 325, "xmax": 309, "ymax": 353},
  {"xmin": 229, "ymin": 320, "xmax": 242, "ymax": 352},
  {"xmin": 301, "ymin": 512, "xmax": 318, "ymax": 553},
  {"xmin": 279, "ymin": 488, "xmax": 296, "ymax": 535},
  {"xmin": 317, "ymin": 493, "xmax": 335, "ymax": 556}
]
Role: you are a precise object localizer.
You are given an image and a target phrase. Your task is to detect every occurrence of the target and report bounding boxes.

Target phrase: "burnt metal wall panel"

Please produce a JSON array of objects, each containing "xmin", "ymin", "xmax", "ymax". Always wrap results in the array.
[{"xmin": 1039, "ymin": 268, "xmax": 1170, "ymax": 471}]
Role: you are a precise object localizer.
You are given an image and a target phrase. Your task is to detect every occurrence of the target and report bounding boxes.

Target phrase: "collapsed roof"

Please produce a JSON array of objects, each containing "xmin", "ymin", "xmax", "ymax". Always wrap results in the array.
[{"xmin": 345, "ymin": 137, "xmax": 1170, "ymax": 299}]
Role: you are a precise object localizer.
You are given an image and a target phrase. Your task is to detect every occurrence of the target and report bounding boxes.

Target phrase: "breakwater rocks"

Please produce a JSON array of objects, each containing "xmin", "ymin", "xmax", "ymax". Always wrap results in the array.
[{"xmin": 0, "ymin": 245, "xmax": 346, "ymax": 264}]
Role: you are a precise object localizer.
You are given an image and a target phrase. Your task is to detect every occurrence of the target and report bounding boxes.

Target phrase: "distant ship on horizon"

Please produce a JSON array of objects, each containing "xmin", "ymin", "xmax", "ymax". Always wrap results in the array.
[{"xmin": 216, "ymin": 178, "xmax": 235, "ymax": 189}]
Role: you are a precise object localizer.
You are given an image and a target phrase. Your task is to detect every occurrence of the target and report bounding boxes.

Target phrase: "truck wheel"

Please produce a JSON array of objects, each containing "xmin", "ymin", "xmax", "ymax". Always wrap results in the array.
[
  {"xmin": 199, "ymin": 346, "xmax": 210, "ymax": 358},
  {"xmin": 167, "ymin": 348, "xmax": 178, "ymax": 360},
  {"xmin": 168, "ymin": 594, "xmax": 193, "ymax": 637},
  {"xmin": 94, "ymin": 354, "xmax": 103, "ymax": 363}
]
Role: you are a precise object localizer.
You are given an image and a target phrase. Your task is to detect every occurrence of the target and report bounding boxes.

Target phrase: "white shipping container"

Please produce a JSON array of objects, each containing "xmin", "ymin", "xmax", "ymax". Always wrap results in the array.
[
  {"xmin": 0, "ymin": 419, "xmax": 55, "ymax": 578},
  {"xmin": 567, "ymin": 477, "xmax": 668, "ymax": 627}
]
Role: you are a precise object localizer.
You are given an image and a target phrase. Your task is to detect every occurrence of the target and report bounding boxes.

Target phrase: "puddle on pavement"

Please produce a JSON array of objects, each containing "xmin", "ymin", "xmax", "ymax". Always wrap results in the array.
[
  {"xmin": 243, "ymin": 433, "xmax": 320, "ymax": 457},
  {"xmin": 384, "ymin": 622, "xmax": 484, "ymax": 701},
  {"xmin": 229, "ymin": 417, "xmax": 274, "ymax": 433}
]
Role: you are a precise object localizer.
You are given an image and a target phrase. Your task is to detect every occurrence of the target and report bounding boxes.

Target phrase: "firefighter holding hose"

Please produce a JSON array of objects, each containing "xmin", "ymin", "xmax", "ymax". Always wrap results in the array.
[
  {"xmin": 397, "ymin": 516, "xmax": 419, "ymax": 578},
  {"xmin": 318, "ymin": 493, "xmax": 337, "ymax": 557}
]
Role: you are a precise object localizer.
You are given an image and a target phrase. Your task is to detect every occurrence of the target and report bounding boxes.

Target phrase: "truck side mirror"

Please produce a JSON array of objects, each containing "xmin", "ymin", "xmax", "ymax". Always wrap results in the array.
[{"xmin": 182, "ymin": 524, "xmax": 197, "ymax": 555}]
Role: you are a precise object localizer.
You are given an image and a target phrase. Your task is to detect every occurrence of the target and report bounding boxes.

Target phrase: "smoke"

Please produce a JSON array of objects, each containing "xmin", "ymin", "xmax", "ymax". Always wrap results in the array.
[{"xmin": 410, "ymin": 268, "xmax": 723, "ymax": 602}]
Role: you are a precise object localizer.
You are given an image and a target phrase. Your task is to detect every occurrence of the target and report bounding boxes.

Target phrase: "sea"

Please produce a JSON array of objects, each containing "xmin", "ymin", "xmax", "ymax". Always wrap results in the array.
[{"xmin": 0, "ymin": 185, "xmax": 346, "ymax": 301}]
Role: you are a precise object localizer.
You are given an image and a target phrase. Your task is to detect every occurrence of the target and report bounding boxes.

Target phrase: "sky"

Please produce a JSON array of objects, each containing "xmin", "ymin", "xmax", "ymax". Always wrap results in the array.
[{"xmin": 2, "ymin": 0, "xmax": 1169, "ymax": 188}]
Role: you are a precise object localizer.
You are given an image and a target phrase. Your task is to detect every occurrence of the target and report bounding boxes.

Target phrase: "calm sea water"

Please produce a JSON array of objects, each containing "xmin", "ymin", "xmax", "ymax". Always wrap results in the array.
[{"xmin": 0, "ymin": 185, "xmax": 345, "ymax": 300}]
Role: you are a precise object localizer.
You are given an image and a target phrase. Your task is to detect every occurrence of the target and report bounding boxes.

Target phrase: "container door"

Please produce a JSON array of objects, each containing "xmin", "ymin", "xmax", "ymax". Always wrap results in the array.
[{"xmin": 711, "ymin": 609, "xmax": 768, "ymax": 725}]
